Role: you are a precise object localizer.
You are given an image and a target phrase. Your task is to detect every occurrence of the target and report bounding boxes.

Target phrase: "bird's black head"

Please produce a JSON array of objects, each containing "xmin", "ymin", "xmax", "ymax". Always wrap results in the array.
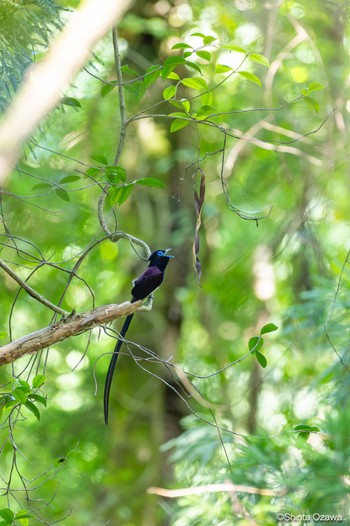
[{"xmin": 148, "ymin": 249, "xmax": 174, "ymax": 270}]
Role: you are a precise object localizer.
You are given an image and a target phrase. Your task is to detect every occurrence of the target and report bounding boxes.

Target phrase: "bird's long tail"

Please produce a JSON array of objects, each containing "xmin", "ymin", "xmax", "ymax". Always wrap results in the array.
[{"xmin": 103, "ymin": 313, "xmax": 134, "ymax": 424}]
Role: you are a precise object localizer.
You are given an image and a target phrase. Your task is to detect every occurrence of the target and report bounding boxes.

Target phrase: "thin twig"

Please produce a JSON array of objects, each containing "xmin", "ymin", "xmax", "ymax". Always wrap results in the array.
[{"xmin": 0, "ymin": 258, "xmax": 67, "ymax": 316}]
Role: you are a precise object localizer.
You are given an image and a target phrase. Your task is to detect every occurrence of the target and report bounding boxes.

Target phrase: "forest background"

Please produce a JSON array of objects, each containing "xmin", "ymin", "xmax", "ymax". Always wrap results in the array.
[{"xmin": 0, "ymin": 0, "xmax": 349, "ymax": 525}]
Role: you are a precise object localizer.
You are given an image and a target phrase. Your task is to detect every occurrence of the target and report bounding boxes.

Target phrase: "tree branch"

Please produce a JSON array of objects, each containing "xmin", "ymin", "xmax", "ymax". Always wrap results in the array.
[
  {"xmin": 0, "ymin": 300, "xmax": 141, "ymax": 366},
  {"xmin": 0, "ymin": 259, "xmax": 68, "ymax": 316}
]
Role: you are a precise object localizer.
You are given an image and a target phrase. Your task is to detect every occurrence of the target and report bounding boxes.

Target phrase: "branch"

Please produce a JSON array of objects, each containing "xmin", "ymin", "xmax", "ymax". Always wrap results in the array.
[
  {"xmin": 147, "ymin": 482, "xmax": 286, "ymax": 498},
  {"xmin": 0, "ymin": 300, "xmax": 141, "ymax": 366},
  {"xmin": 0, "ymin": 259, "xmax": 68, "ymax": 316},
  {"xmin": 0, "ymin": 0, "xmax": 133, "ymax": 184}
]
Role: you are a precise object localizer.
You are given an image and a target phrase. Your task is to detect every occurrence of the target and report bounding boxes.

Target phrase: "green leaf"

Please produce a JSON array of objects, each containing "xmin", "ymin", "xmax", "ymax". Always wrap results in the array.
[
  {"xmin": 183, "ymin": 51, "xmax": 193, "ymax": 58},
  {"xmin": 167, "ymin": 71, "xmax": 180, "ymax": 80},
  {"xmin": 303, "ymin": 96, "xmax": 320, "ymax": 112},
  {"xmin": 91, "ymin": 154, "xmax": 108, "ymax": 165},
  {"xmin": 15, "ymin": 510, "xmax": 32, "ymax": 520},
  {"xmin": 201, "ymin": 91, "xmax": 213, "ymax": 106},
  {"xmin": 0, "ymin": 509, "xmax": 14, "ymax": 522},
  {"xmin": 238, "ymin": 71, "xmax": 262, "ymax": 86},
  {"xmin": 136, "ymin": 177, "xmax": 165, "ymax": 188},
  {"xmin": 181, "ymin": 77, "xmax": 208, "ymax": 91},
  {"xmin": 12, "ymin": 388, "xmax": 28, "ymax": 404},
  {"xmin": 294, "ymin": 424, "xmax": 320, "ymax": 432},
  {"xmin": 25, "ymin": 400, "xmax": 40, "ymax": 420},
  {"xmin": 120, "ymin": 65, "xmax": 139, "ymax": 76},
  {"xmin": 17, "ymin": 380, "xmax": 30, "ymax": 390},
  {"xmin": 163, "ymin": 85, "xmax": 177, "ymax": 100},
  {"xmin": 60, "ymin": 96, "xmax": 81, "ymax": 108},
  {"xmin": 191, "ymin": 32, "xmax": 206, "ymax": 38},
  {"xmin": 124, "ymin": 80, "xmax": 146, "ymax": 101},
  {"xmin": 203, "ymin": 35, "xmax": 217, "ymax": 45},
  {"xmin": 249, "ymin": 53, "xmax": 270, "ymax": 67},
  {"xmin": 29, "ymin": 394, "xmax": 47, "ymax": 406},
  {"xmin": 169, "ymin": 99, "xmax": 190, "ymax": 112},
  {"xmin": 32, "ymin": 183, "xmax": 51, "ymax": 190},
  {"xmin": 162, "ymin": 56, "xmax": 186, "ymax": 79},
  {"xmin": 215, "ymin": 64, "xmax": 233, "ymax": 74},
  {"xmin": 168, "ymin": 112, "xmax": 189, "ymax": 118},
  {"xmin": 260, "ymin": 323, "xmax": 278, "ymax": 335},
  {"xmin": 55, "ymin": 188, "xmax": 70, "ymax": 202},
  {"xmin": 248, "ymin": 336, "xmax": 264, "ymax": 352},
  {"xmin": 117, "ymin": 184, "xmax": 134, "ymax": 205},
  {"xmin": 105, "ymin": 165, "xmax": 127, "ymax": 183},
  {"xmin": 196, "ymin": 105, "xmax": 214, "ymax": 119},
  {"xmin": 33, "ymin": 375, "xmax": 46, "ymax": 390},
  {"xmin": 184, "ymin": 61, "xmax": 202, "ymax": 74},
  {"xmin": 170, "ymin": 119, "xmax": 191, "ymax": 133},
  {"xmin": 196, "ymin": 50, "xmax": 211, "ymax": 61},
  {"xmin": 85, "ymin": 167, "xmax": 101, "ymax": 178},
  {"xmin": 307, "ymin": 81, "xmax": 325, "ymax": 92},
  {"xmin": 60, "ymin": 175, "xmax": 80, "ymax": 184},
  {"xmin": 144, "ymin": 65, "xmax": 161, "ymax": 88},
  {"xmin": 172, "ymin": 42, "xmax": 192, "ymax": 50},
  {"xmin": 255, "ymin": 351, "xmax": 267, "ymax": 368},
  {"xmin": 0, "ymin": 332, "xmax": 7, "ymax": 340},
  {"xmin": 223, "ymin": 44, "xmax": 246, "ymax": 53},
  {"xmin": 101, "ymin": 82, "xmax": 117, "ymax": 98}
]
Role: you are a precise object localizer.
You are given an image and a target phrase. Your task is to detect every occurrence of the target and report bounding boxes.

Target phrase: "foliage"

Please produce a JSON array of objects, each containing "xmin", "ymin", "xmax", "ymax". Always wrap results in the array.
[
  {"xmin": 0, "ymin": 0, "xmax": 350, "ymax": 525},
  {"xmin": 0, "ymin": 0, "xmax": 65, "ymax": 112}
]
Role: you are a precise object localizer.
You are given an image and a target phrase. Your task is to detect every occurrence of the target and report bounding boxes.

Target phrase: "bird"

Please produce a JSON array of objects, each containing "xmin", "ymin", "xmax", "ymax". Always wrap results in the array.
[{"xmin": 104, "ymin": 248, "xmax": 174, "ymax": 424}]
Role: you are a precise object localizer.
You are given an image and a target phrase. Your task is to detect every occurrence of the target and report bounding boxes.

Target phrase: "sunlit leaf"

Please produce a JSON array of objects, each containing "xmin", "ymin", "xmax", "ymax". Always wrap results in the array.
[
  {"xmin": 172, "ymin": 42, "xmax": 192, "ymax": 50},
  {"xmin": 170, "ymin": 119, "xmax": 191, "ymax": 132},
  {"xmin": 223, "ymin": 44, "xmax": 246, "ymax": 53},
  {"xmin": 196, "ymin": 50, "xmax": 211, "ymax": 61},
  {"xmin": 215, "ymin": 64, "xmax": 233, "ymax": 74},
  {"xmin": 163, "ymin": 85, "xmax": 177, "ymax": 100},
  {"xmin": 249, "ymin": 53, "xmax": 270, "ymax": 67},
  {"xmin": 203, "ymin": 35, "xmax": 217, "ymax": 45},
  {"xmin": 238, "ymin": 71, "xmax": 262, "ymax": 86},
  {"xmin": 201, "ymin": 91, "xmax": 213, "ymax": 106},
  {"xmin": 181, "ymin": 77, "xmax": 208, "ymax": 91}
]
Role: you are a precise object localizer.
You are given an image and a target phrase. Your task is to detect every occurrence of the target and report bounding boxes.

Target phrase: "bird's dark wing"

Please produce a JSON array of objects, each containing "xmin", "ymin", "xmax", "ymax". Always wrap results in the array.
[{"xmin": 131, "ymin": 266, "xmax": 164, "ymax": 300}]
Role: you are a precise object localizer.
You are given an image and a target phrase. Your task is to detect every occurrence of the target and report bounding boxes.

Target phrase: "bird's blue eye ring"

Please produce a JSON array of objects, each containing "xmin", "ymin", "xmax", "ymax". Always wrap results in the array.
[{"xmin": 157, "ymin": 250, "xmax": 164, "ymax": 256}]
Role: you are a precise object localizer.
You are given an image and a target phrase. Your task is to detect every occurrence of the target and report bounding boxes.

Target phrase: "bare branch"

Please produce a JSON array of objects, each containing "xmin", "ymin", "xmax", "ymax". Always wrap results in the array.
[
  {"xmin": 0, "ymin": 0, "xmax": 133, "ymax": 184},
  {"xmin": 0, "ymin": 300, "xmax": 141, "ymax": 366},
  {"xmin": 147, "ymin": 482, "xmax": 286, "ymax": 498}
]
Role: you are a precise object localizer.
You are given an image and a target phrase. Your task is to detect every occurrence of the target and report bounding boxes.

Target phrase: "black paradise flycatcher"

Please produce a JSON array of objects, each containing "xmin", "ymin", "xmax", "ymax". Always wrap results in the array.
[{"xmin": 104, "ymin": 249, "xmax": 174, "ymax": 424}]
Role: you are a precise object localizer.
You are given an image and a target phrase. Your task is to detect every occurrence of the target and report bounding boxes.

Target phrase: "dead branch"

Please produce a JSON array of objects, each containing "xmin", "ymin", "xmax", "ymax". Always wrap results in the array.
[{"xmin": 0, "ymin": 300, "xmax": 141, "ymax": 366}]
